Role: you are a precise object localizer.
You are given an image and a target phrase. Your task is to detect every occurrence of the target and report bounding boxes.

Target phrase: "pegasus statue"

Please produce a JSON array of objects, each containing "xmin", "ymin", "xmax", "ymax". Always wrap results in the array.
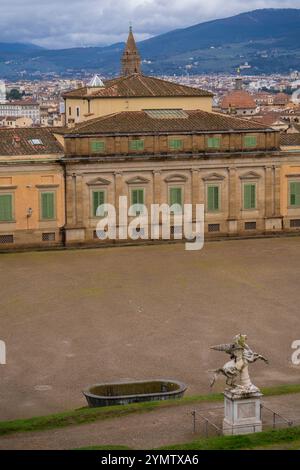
[{"xmin": 210, "ymin": 334, "xmax": 268, "ymax": 395}]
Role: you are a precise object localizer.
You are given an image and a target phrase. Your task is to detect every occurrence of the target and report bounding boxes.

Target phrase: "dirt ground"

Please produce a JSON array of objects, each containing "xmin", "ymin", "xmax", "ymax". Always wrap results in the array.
[
  {"xmin": 0, "ymin": 237, "xmax": 300, "ymax": 421},
  {"xmin": 1, "ymin": 393, "xmax": 300, "ymax": 450}
]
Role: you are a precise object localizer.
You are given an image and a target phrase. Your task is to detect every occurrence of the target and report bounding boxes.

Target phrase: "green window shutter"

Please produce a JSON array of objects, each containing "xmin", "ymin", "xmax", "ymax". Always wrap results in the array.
[
  {"xmin": 131, "ymin": 189, "xmax": 144, "ymax": 214},
  {"xmin": 207, "ymin": 186, "xmax": 219, "ymax": 211},
  {"xmin": 207, "ymin": 137, "xmax": 221, "ymax": 149},
  {"xmin": 91, "ymin": 140, "xmax": 105, "ymax": 153},
  {"xmin": 169, "ymin": 139, "xmax": 183, "ymax": 150},
  {"xmin": 131, "ymin": 189, "xmax": 144, "ymax": 205},
  {"xmin": 0, "ymin": 194, "xmax": 13, "ymax": 221},
  {"xmin": 92, "ymin": 191, "xmax": 105, "ymax": 216},
  {"xmin": 129, "ymin": 140, "xmax": 144, "ymax": 151},
  {"xmin": 290, "ymin": 182, "xmax": 300, "ymax": 206},
  {"xmin": 244, "ymin": 184, "xmax": 256, "ymax": 210},
  {"xmin": 41, "ymin": 192, "xmax": 55, "ymax": 219},
  {"xmin": 244, "ymin": 135, "xmax": 257, "ymax": 148},
  {"xmin": 170, "ymin": 187, "xmax": 182, "ymax": 206}
]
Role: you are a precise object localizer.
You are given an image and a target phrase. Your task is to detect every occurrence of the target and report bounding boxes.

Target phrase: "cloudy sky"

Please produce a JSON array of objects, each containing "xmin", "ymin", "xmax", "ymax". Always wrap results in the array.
[{"xmin": 0, "ymin": 0, "xmax": 299, "ymax": 49}]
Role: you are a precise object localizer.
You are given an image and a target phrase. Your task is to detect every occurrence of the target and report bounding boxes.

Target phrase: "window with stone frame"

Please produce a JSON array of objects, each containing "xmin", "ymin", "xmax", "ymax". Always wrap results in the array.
[
  {"xmin": 0, "ymin": 194, "xmax": 13, "ymax": 222},
  {"xmin": 289, "ymin": 181, "xmax": 300, "ymax": 207},
  {"xmin": 207, "ymin": 185, "xmax": 220, "ymax": 212},
  {"xmin": 243, "ymin": 183, "xmax": 256, "ymax": 210},
  {"xmin": 91, "ymin": 190, "xmax": 106, "ymax": 217},
  {"xmin": 130, "ymin": 188, "xmax": 145, "ymax": 214},
  {"xmin": 41, "ymin": 191, "xmax": 55, "ymax": 220}
]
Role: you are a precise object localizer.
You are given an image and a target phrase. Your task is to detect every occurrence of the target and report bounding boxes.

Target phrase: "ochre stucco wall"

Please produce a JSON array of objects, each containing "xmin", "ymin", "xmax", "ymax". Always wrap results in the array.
[
  {"xmin": 0, "ymin": 161, "xmax": 65, "ymax": 233},
  {"xmin": 280, "ymin": 164, "xmax": 300, "ymax": 216},
  {"xmin": 65, "ymin": 96, "xmax": 213, "ymax": 125}
]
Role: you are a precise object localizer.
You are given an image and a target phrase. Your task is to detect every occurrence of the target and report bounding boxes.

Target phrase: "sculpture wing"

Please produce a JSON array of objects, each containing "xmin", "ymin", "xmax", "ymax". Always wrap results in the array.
[{"xmin": 210, "ymin": 343, "xmax": 241, "ymax": 355}]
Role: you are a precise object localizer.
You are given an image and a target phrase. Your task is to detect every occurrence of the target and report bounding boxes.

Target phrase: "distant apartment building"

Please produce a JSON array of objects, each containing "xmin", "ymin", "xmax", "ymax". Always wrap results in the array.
[
  {"xmin": 0, "ymin": 81, "xmax": 6, "ymax": 104},
  {"xmin": 0, "ymin": 99, "xmax": 40, "ymax": 124},
  {"xmin": 0, "ymin": 116, "xmax": 34, "ymax": 128}
]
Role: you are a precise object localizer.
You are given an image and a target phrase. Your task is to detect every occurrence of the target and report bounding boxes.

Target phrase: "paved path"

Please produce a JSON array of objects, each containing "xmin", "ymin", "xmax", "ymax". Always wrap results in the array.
[{"xmin": 1, "ymin": 394, "xmax": 300, "ymax": 450}]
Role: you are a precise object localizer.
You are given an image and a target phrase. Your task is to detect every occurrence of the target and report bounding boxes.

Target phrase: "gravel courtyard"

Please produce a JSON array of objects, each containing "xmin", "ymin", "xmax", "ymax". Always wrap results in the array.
[{"xmin": 1, "ymin": 237, "xmax": 300, "ymax": 421}]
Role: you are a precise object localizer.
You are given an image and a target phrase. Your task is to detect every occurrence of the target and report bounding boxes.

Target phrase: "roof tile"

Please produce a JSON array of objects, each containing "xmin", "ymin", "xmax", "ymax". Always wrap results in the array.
[{"xmin": 66, "ymin": 109, "xmax": 272, "ymax": 136}]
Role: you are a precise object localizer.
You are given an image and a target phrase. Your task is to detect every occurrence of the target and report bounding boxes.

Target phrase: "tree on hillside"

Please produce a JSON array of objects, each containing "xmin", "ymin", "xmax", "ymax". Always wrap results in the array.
[{"xmin": 6, "ymin": 88, "xmax": 22, "ymax": 100}]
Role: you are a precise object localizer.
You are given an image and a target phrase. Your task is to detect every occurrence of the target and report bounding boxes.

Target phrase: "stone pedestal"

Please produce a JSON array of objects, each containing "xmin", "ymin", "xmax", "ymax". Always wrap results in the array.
[{"xmin": 223, "ymin": 389, "xmax": 262, "ymax": 435}]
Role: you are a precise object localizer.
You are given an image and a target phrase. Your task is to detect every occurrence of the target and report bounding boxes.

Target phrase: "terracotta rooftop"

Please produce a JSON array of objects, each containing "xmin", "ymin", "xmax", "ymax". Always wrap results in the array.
[
  {"xmin": 280, "ymin": 133, "xmax": 300, "ymax": 147},
  {"xmin": 0, "ymin": 128, "xmax": 63, "ymax": 156},
  {"xmin": 62, "ymin": 73, "xmax": 213, "ymax": 99},
  {"xmin": 253, "ymin": 112, "xmax": 284, "ymax": 126},
  {"xmin": 65, "ymin": 109, "xmax": 272, "ymax": 136},
  {"xmin": 1, "ymin": 99, "xmax": 39, "ymax": 106},
  {"xmin": 273, "ymin": 93, "xmax": 290, "ymax": 105},
  {"xmin": 220, "ymin": 90, "xmax": 257, "ymax": 110}
]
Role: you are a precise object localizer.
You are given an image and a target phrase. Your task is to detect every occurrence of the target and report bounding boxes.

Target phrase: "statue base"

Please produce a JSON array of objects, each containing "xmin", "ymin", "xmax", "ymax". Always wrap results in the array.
[{"xmin": 223, "ymin": 388, "xmax": 263, "ymax": 435}]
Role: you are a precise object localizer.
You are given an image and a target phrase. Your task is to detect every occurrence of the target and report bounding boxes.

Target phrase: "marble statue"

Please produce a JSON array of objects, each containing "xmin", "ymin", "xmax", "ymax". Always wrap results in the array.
[{"xmin": 210, "ymin": 334, "xmax": 268, "ymax": 396}]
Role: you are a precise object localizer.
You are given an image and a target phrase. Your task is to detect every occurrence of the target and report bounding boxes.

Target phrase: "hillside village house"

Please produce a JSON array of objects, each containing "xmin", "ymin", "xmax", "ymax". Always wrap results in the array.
[{"xmin": 1, "ymin": 28, "xmax": 300, "ymax": 249}]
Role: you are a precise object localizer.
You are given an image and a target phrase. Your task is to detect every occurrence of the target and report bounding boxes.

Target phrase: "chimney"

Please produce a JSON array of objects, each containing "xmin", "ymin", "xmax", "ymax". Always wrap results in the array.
[{"xmin": 12, "ymin": 135, "xmax": 21, "ymax": 148}]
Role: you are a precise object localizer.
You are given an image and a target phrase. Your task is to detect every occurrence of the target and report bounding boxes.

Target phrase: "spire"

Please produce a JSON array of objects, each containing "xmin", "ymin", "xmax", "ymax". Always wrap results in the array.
[{"xmin": 121, "ymin": 25, "xmax": 141, "ymax": 76}]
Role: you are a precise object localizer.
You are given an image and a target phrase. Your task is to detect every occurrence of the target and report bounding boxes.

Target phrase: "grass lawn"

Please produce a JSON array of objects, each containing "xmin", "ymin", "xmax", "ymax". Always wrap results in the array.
[
  {"xmin": 0, "ymin": 383, "xmax": 299, "ymax": 437},
  {"xmin": 76, "ymin": 426, "xmax": 300, "ymax": 451},
  {"xmin": 159, "ymin": 426, "xmax": 300, "ymax": 450}
]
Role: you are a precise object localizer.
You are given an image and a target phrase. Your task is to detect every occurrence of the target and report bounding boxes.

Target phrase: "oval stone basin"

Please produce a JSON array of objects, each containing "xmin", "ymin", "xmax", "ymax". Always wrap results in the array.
[{"xmin": 83, "ymin": 379, "xmax": 187, "ymax": 407}]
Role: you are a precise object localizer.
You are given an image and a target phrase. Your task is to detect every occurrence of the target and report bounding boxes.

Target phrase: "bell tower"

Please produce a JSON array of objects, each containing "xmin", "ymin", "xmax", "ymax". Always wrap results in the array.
[{"xmin": 121, "ymin": 26, "xmax": 141, "ymax": 76}]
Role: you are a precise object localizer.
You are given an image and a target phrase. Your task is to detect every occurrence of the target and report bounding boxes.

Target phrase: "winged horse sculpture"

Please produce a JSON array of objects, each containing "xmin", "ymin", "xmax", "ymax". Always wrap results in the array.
[{"xmin": 210, "ymin": 334, "xmax": 268, "ymax": 394}]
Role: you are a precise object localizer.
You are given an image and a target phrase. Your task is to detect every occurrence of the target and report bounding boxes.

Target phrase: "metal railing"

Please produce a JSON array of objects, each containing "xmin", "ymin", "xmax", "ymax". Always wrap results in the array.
[
  {"xmin": 191, "ymin": 409, "xmax": 222, "ymax": 437},
  {"xmin": 261, "ymin": 403, "xmax": 293, "ymax": 429},
  {"xmin": 190, "ymin": 403, "xmax": 294, "ymax": 436}
]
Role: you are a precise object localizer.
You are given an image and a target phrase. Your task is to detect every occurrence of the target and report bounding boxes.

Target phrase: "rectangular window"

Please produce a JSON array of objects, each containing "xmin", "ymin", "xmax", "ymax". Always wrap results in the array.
[
  {"xmin": 92, "ymin": 190, "xmax": 105, "ymax": 217},
  {"xmin": 42, "ymin": 232, "xmax": 56, "ymax": 241},
  {"xmin": 76, "ymin": 107, "xmax": 80, "ymax": 117},
  {"xmin": 243, "ymin": 183, "xmax": 256, "ymax": 210},
  {"xmin": 41, "ymin": 192, "xmax": 55, "ymax": 220},
  {"xmin": 290, "ymin": 219, "xmax": 300, "ymax": 228},
  {"xmin": 131, "ymin": 188, "xmax": 144, "ymax": 215},
  {"xmin": 69, "ymin": 107, "xmax": 71, "ymax": 116},
  {"xmin": 289, "ymin": 182, "xmax": 300, "ymax": 207},
  {"xmin": 169, "ymin": 139, "xmax": 183, "ymax": 150},
  {"xmin": 207, "ymin": 185, "xmax": 220, "ymax": 212},
  {"xmin": 91, "ymin": 140, "xmax": 105, "ymax": 153},
  {"xmin": 131, "ymin": 188, "xmax": 144, "ymax": 214},
  {"xmin": 208, "ymin": 223, "xmax": 220, "ymax": 232},
  {"xmin": 129, "ymin": 139, "xmax": 144, "ymax": 151},
  {"xmin": 0, "ymin": 234, "xmax": 14, "ymax": 243},
  {"xmin": 245, "ymin": 221, "xmax": 257, "ymax": 230},
  {"xmin": 207, "ymin": 137, "xmax": 221, "ymax": 149},
  {"xmin": 244, "ymin": 135, "xmax": 257, "ymax": 148},
  {"xmin": 131, "ymin": 188, "xmax": 144, "ymax": 205},
  {"xmin": 0, "ymin": 194, "xmax": 13, "ymax": 222},
  {"xmin": 169, "ymin": 187, "xmax": 183, "ymax": 212}
]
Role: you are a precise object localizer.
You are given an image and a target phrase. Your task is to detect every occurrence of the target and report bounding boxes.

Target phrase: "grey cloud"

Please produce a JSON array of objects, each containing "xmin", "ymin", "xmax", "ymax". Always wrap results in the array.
[{"xmin": 0, "ymin": 0, "xmax": 299, "ymax": 48}]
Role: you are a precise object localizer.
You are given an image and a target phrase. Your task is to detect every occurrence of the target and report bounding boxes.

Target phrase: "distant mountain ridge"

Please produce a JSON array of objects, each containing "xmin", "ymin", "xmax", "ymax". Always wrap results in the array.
[{"xmin": 0, "ymin": 8, "xmax": 300, "ymax": 79}]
